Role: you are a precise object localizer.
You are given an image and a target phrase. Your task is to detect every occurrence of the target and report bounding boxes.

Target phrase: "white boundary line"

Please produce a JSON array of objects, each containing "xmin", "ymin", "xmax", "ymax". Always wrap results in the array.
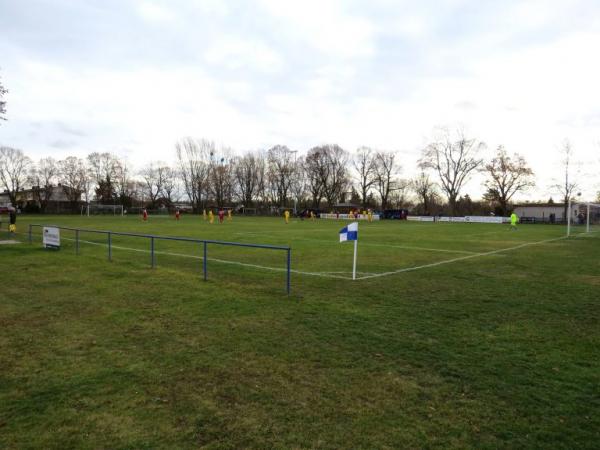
[
  {"xmin": 50, "ymin": 235, "xmax": 356, "ymax": 280},
  {"xmin": 356, "ymin": 236, "xmax": 568, "ymax": 280},
  {"xmin": 19, "ymin": 229, "xmax": 593, "ymax": 281},
  {"xmin": 235, "ymin": 232, "xmax": 480, "ymax": 255}
]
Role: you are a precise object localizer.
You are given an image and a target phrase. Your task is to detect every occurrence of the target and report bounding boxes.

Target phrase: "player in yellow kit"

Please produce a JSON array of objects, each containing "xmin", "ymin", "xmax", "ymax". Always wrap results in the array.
[
  {"xmin": 227, "ymin": 209, "xmax": 232, "ymax": 221},
  {"xmin": 208, "ymin": 210, "xmax": 214, "ymax": 224},
  {"xmin": 284, "ymin": 210, "xmax": 290, "ymax": 224},
  {"xmin": 8, "ymin": 208, "xmax": 17, "ymax": 233}
]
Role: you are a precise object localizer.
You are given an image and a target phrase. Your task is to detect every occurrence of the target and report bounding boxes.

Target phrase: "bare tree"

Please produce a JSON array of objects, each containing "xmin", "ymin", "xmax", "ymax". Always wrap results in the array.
[
  {"xmin": 290, "ymin": 158, "xmax": 307, "ymax": 212},
  {"xmin": 233, "ymin": 152, "xmax": 261, "ymax": 206},
  {"xmin": 87, "ymin": 152, "xmax": 120, "ymax": 203},
  {"xmin": 420, "ymin": 128, "xmax": 485, "ymax": 214},
  {"xmin": 353, "ymin": 146, "xmax": 377, "ymax": 208},
  {"xmin": 158, "ymin": 165, "xmax": 177, "ymax": 205},
  {"xmin": 304, "ymin": 149, "xmax": 326, "ymax": 208},
  {"xmin": 411, "ymin": 171, "xmax": 437, "ymax": 215},
  {"xmin": 139, "ymin": 163, "xmax": 164, "ymax": 208},
  {"xmin": 267, "ymin": 145, "xmax": 296, "ymax": 207},
  {"xmin": 254, "ymin": 152, "xmax": 268, "ymax": 208},
  {"xmin": 325, "ymin": 145, "xmax": 349, "ymax": 207},
  {"xmin": 552, "ymin": 139, "xmax": 580, "ymax": 220},
  {"xmin": 0, "ymin": 146, "xmax": 32, "ymax": 207},
  {"xmin": 0, "ymin": 71, "xmax": 7, "ymax": 122},
  {"xmin": 209, "ymin": 152, "xmax": 233, "ymax": 208},
  {"xmin": 389, "ymin": 180, "xmax": 410, "ymax": 209},
  {"xmin": 114, "ymin": 160, "xmax": 136, "ymax": 207},
  {"xmin": 31, "ymin": 157, "xmax": 58, "ymax": 212},
  {"xmin": 58, "ymin": 156, "xmax": 87, "ymax": 207},
  {"xmin": 87, "ymin": 152, "xmax": 118, "ymax": 183},
  {"xmin": 307, "ymin": 145, "xmax": 349, "ymax": 208},
  {"xmin": 373, "ymin": 151, "xmax": 401, "ymax": 210},
  {"xmin": 175, "ymin": 138, "xmax": 211, "ymax": 212},
  {"xmin": 483, "ymin": 146, "xmax": 535, "ymax": 215}
]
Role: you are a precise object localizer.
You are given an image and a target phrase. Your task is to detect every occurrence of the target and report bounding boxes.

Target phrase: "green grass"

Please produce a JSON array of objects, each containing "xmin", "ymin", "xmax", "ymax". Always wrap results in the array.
[{"xmin": 1, "ymin": 214, "xmax": 599, "ymax": 449}]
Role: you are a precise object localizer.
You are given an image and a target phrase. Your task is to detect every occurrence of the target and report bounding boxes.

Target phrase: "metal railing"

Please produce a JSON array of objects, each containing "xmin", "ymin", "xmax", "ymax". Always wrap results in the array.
[{"xmin": 28, "ymin": 224, "xmax": 292, "ymax": 294}]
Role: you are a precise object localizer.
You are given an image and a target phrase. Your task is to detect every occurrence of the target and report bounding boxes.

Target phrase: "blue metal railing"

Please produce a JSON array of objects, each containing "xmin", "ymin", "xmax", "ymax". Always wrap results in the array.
[{"xmin": 28, "ymin": 224, "xmax": 292, "ymax": 294}]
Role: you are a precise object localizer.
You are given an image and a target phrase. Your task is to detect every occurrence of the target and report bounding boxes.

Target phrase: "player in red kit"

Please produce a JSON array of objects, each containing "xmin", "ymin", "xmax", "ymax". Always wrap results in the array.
[
  {"xmin": 142, "ymin": 209, "xmax": 148, "ymax": 221},
  {"xmin": 175, "ymin": 209, "xmax": 180, "ymax": 221},
  {"xmin": 218, "ymin": 209, "xmax": 225, "ymax": 223}
]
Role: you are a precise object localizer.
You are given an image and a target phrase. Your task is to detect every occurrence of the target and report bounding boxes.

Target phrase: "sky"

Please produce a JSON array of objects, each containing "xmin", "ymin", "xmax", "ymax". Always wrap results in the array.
[{"xmin": 0, "ymin": 0, "xmax": 599, "ymax": 201}]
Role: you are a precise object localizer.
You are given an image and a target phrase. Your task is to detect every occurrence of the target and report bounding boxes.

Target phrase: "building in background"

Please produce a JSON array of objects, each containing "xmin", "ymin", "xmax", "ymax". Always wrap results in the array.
[
  {"xmin": 514, "ymin": 203, "xmax": 600, "ymax": 224},
  {"xmin": 0, "ymin": 184, "xmax": 82, "ymax": 213}
]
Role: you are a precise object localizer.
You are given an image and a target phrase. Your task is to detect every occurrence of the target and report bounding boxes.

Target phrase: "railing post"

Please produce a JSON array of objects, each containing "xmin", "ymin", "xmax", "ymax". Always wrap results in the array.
[
  {"xmin": 286, "ymin": 248, "xmax": 291, "ymax": 295},
  {"xmin": 151, "ymin": 237, "xmax": 155, "ymax": 268},
  {"xmin": 203, "ymin": 241, "xmax": 207, "ymax": 281},
  {"xmin": 108, "ymin": 232, "xmax": 112, "ymax": 261},
  {"xmin": 75, "ymin": 229, "xmax": 79, "ymax": 255},
  {"xmin": 28, "ymin": 224, "xmax": 32, "ymax": 244}
]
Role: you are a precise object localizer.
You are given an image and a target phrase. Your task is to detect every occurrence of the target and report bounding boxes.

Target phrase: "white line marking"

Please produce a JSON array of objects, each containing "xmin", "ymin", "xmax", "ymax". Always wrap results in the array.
[
  {"xmin": 52, "ymin": 235, "xmax": 355, "ymax": 279},
  {"xmin": 356, "ymin": 236, "xmax": 567, "ymax": 280},
  {"xmin": 22, "ymin": 229, "xmax": 591, "ymax": 281},
  {"xmin": 235, "ymin": 232, "xmax": 480, "ymax": 255}
]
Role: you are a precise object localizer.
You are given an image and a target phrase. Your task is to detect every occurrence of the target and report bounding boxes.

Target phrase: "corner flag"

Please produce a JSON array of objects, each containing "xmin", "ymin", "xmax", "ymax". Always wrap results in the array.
[
  {"xmin": 339, "ymin": 222, "xmax": 358, "ymax": 280},
  {"xmin": 339, "ymin": 222, "xmax": 358, "ymax": 242}
]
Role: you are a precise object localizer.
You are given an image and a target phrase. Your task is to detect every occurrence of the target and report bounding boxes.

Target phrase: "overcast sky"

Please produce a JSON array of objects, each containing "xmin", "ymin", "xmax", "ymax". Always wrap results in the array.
[{"xmin": 1, "ymin": 0, "xmax": 599, "ymax": 200}]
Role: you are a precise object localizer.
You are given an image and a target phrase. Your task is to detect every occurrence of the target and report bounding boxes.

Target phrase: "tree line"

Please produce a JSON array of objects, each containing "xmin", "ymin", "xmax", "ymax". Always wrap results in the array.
[{"xmin": 0, "ymin": 128, "xmax": 587, "ymax": 216}]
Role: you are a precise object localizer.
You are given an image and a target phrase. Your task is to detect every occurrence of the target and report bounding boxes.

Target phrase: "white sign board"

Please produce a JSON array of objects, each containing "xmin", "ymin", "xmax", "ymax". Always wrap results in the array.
[
  {"xmin": 320, "ymin": 213, "xmax": 380, "ymax": 221},
  {"xmin": 43, "ymin": 227, "xmax": 60, "ymax": 249},
  {"xmin": 464, "ymin": 216, "xmax": 508, "ymax": 224},
  {"xmin": 407, "ymin": 216, "xmax": 435, "ymax": 222}
]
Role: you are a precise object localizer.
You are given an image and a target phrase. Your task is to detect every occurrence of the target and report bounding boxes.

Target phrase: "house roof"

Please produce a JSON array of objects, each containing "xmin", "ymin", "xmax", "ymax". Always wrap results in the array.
[
  {"xmin": 513, "ymin": 203, "xmax": 565, "ymax": 207},
  {"xmin": 514, "ymin": 203, "xmax": 600, "ymax": 209}
]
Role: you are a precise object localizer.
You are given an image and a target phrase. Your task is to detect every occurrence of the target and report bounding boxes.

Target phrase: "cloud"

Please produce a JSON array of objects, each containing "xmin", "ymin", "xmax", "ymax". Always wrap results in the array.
[
  {"xmin": 54, "ymin": 121, "xmax": 87, "ymax": 137},
  {"xmin": 136, "ymin": 1, "xmax": 177, "ymax": 23},
  {"xmin": 50, "ymin": 139, "xmax": 77, "ymax": 149},
  {"xmin": 204, "ymin": 37, "xmax": 283, "ymax": 74},
  {"xmin": 0, "ymin": 0, "xmax": 599, "ymax": 199},
  {"xmin": 257, "ymin": 0, "xmax": 376, "ymax": 59}
]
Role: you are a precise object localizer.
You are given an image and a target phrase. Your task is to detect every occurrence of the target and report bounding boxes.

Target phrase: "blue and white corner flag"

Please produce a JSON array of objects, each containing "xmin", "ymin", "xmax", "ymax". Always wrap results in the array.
[
  {"xmin": 339, "ymin": 222, "xmax": 358, "ymax": 242},
  {"xmin": 339, "ymin": 222, "xmax": 359, "ymax": 280}
]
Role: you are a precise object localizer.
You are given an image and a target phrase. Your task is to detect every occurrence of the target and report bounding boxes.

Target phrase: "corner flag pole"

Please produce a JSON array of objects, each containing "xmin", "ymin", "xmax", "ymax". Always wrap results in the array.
[{"xmin": 352, "ymin": 238, "xmax": 358, "ymax": 281}]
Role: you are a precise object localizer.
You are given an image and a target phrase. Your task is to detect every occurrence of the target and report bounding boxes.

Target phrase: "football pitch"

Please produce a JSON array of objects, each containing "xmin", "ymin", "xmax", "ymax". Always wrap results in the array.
[{"xmin": 1, "ymin": 215, "xmax": 599, "ymax": 448}]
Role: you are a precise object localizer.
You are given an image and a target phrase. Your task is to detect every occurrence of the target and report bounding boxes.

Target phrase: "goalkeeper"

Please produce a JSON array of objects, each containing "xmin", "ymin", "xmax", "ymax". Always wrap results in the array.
[{"xmin": 510, "ymin": 212, "xmax": 519, "ymax": 230}]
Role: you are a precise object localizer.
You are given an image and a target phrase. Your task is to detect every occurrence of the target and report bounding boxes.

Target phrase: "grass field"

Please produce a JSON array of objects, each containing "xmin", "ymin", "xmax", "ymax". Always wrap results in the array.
[{"xmin": 1, "ymin": 214, "xmax": 599, "ymax": 449}]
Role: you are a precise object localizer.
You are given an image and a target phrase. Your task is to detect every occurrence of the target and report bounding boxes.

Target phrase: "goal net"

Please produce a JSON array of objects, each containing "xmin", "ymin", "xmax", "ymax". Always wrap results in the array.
[
  {"xmin": 585, "ymin": 203, "xmax": 600, "ymax": 232},
  {"xmin": 82, "ymin": 204, "xmax": 124, "ymax": 216}
]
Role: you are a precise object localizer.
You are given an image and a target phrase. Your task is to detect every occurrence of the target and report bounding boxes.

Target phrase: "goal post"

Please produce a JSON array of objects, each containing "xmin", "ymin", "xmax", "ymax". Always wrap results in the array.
[
  {"xmin": 82, "ymin": 204, "xmax": 124, "ymax": 216},
  {"xmin": 585, "ymin": 203, "xmax": 600, "ymax": 233}
]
